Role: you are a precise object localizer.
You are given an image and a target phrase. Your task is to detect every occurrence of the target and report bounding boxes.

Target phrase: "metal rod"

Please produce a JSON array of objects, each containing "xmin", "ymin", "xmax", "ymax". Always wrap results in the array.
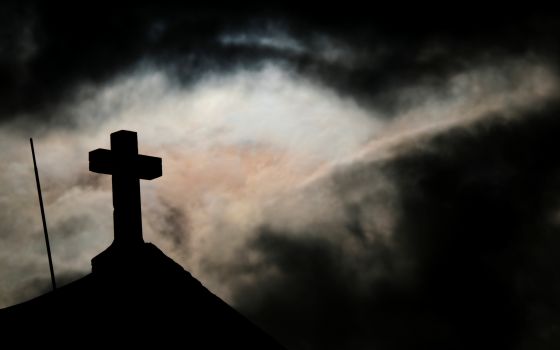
[{"xmin": 30, "ymin": 138, "xmax": 56, "ymax": 291}]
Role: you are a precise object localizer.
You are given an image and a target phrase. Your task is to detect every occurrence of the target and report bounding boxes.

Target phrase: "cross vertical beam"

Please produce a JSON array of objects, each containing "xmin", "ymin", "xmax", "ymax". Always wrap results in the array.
[{"xmin": 111, "ymin": 131, "xmax": 143, "ymax": 246}]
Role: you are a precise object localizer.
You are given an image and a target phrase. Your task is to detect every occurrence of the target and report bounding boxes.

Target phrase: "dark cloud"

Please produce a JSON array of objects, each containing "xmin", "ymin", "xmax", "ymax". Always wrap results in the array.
[
  {"xmin": 231, "ymin": 104, "xmax": 560, "ymax": 349},
  {"xmin": 1, "ymin": 3, "xmax": 559, "ymax": 118}
]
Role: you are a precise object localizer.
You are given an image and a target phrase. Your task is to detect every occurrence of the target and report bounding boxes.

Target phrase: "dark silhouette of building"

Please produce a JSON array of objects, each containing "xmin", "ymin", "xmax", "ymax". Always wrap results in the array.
[{"xmin": 0, "ymin": 131, "xmax": 285, "ymax": 348}]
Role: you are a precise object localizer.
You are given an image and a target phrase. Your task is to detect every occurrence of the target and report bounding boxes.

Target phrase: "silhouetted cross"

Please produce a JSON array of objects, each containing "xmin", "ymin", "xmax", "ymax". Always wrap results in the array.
[{"xmin": 89, "ymin": 130, "xmax": 162, "ymax": 247}]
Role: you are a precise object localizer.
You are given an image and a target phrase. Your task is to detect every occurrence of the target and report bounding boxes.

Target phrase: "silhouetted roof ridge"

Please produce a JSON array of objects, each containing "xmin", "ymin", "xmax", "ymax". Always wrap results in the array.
[{"xmin": 0, "ymin": 241, "xmax": 286, "ymax": 348}]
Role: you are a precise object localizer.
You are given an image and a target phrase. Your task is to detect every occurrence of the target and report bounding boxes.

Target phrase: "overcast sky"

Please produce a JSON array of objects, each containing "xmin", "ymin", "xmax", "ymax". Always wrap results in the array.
[{"xmin": 1, "ymin": 3, "xmax": 560, "ymax": 349}]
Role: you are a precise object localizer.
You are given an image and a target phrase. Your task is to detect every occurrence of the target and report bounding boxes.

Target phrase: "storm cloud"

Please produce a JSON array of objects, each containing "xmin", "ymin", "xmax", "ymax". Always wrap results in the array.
[{"xmin": 1, "ymin": 4, "xmax": 560, "ymax": 349}]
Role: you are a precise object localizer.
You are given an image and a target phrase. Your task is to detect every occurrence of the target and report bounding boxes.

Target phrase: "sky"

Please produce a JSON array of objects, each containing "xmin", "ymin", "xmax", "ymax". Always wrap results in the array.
[{"xmin": 1, "ymin": 3, "xmax": 560, "ymax": 349}]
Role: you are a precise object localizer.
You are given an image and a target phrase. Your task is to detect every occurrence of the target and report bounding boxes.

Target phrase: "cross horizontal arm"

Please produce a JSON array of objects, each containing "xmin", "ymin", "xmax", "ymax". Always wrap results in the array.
[{"xmin": 89, "ymin": 149, "xmax": 162, "ymax": 180}]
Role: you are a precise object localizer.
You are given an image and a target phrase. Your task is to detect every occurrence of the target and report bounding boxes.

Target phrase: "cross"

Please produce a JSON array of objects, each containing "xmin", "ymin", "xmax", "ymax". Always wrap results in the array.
[{"xmin": 89, "ymin": 130, "xmax": 162, "ymax": 247}]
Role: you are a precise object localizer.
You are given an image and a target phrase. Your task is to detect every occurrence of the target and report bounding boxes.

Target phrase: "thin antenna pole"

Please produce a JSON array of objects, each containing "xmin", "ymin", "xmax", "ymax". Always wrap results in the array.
[{"xmin": 30, "ymin": 138, "xmax": 56, "ymax": 291}]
